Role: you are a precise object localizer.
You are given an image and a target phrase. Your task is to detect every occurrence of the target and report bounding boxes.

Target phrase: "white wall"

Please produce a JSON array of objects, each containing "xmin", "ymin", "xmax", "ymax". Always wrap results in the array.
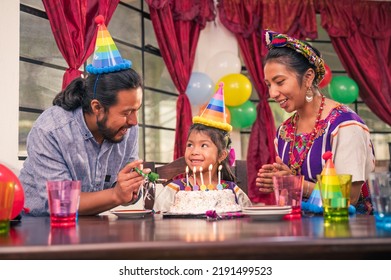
[
  {"xmin": 0, "ymin": 0, "xmax": 21, "ymax": 174},
  {"xmin": 193, "ymin": 11, "xmax": 243, "ymax": 161}
]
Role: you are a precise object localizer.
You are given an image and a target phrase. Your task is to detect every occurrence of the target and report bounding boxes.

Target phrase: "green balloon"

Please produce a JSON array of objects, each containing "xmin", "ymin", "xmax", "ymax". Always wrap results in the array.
[
  {"xmin": 228, "ymin": 100, "xmax": 257, "ymax": 129},
  {"xmin": 328, "ymin": 76, "xmax": 359, "ymax": 104}
]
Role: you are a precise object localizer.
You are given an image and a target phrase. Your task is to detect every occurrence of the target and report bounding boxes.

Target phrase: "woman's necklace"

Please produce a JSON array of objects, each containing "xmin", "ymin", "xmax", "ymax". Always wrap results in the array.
[{"xmin": 289, "ymin": 95, "xmax": 325, "ymax": 175}]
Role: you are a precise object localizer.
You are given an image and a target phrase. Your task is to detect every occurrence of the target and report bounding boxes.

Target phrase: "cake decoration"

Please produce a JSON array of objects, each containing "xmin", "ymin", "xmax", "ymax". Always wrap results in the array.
[
  {"xmin": 207, "ymin": 164, "xmax": 214, "ymax": 190},
  {"xmin": 199, "ymin": 167, "xmax": 207, "ymax": 191},
  {"xmin": 217, "ymin": 165, "xmax": 223, "ymax": 190},
  {"xmin": 185, "ymin": 166, "xmax": 191, "ymax": 191},
  {"xmin": 192, "ymin": 166, "xmax": 199, "ymax": 191},
  {"xmin": 169, "ymin": 189, "xmax": 241, "ymax": 215}
]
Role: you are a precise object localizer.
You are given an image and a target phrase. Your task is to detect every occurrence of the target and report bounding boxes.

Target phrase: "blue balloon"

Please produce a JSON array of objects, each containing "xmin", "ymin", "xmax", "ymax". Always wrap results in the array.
[{"xmin": 186, "ymin": 72, "xmax": 214, "ymax": 106}]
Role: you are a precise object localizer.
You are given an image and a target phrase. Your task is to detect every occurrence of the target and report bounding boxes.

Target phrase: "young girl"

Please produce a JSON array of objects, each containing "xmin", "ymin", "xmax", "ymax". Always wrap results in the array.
[{"xmin": 153, "ymin": 123, "xmax": 252, "ymax": 213}]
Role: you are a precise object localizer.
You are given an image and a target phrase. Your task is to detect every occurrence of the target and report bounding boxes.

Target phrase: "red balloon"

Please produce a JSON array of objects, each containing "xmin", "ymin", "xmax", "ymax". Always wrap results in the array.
[
  {"xmin": 319, "ymin": 63, "xmax": 332, "ymax": 89},
  {"xmin": 0, "ymin": 164, "xmax": 25, "ymax": 219}
]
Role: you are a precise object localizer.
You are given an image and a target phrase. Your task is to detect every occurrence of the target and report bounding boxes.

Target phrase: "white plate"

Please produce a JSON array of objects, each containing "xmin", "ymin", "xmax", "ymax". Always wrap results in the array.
[
  {"xmin": 244, "ymin": 211, "xmax": 289, "ymax": 221},
  {"xmin": 243, "ymin": 209, "xmax": 292, "ymax": 215},
  {"xmin": 243, "ymin": 205, "xmax": 292, "ymax": 211},
  {"xmin": 111, "ymin": 209, "xmax": 152, "ymax": 219}
]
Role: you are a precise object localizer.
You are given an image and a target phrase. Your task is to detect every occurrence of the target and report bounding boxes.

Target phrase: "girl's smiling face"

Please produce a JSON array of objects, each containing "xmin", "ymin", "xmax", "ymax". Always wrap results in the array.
[{"xmin": 185, "ymin": 130, "xmax": 222, "ymax": 176}]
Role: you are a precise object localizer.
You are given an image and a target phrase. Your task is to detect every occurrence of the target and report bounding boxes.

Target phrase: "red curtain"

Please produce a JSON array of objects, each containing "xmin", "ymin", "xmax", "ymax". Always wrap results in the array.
[
  {"xmin": 145, "ymin": 0, "xmax": 215, "ymax": 159},
  {"xmin": 262, "ymin": 0, "xmax": 317, "ymax": 39},
  {"xmin": 43, "ymin": 0, "xmax": 120, "ymax": 89},
  {"xmin": 318, "ymin": 0, "xmax": 391, "ymax": 125},
  {"xmin": 218, "ymin": 0, "xmax": 317, "ymax": 204}
]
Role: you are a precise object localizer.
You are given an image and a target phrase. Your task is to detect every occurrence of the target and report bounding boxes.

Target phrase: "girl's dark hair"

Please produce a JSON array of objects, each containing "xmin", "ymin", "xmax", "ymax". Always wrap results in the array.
[
  {"xmin": 264, "ymin": 43, "xmax": 322, "ymax": 88},
  {"xmin": 187, "ymin": 123, "xmax": 235, "ymax": 182},
  {"xmin": 52, "ymin": 68, "xmax": 143, "ymax": 113}
]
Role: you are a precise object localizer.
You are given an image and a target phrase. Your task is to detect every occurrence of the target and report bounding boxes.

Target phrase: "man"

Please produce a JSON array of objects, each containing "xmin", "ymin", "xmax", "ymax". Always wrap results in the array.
[{"xmin": 19, "ymin": 15, "xmax": 147, "ymax": 216}]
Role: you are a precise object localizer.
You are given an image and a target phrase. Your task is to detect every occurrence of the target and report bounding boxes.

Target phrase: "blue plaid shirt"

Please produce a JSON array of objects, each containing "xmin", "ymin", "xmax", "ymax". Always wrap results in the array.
[{"xmin": 19, "ymin": 106, "xmax": 139, "ymax": 216}]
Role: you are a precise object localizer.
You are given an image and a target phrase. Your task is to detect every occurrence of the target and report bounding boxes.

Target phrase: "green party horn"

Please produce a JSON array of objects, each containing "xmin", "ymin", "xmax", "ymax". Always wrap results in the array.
[{"xmin": 134, "ymin": 167, "xmax": 159, "ymax": 183}]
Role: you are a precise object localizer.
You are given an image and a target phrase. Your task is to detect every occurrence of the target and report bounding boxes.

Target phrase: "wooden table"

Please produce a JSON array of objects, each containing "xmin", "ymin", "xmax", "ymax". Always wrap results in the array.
[{"xmin": 1, "ymin": 214, "xmax": 391, "ymax": 259}]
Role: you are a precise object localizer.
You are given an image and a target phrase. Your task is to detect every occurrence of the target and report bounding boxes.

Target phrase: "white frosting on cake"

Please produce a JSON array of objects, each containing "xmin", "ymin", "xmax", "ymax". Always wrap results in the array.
[{"xmin": 169, "ymin": 189, "xmax": 241, "ymax": 214}]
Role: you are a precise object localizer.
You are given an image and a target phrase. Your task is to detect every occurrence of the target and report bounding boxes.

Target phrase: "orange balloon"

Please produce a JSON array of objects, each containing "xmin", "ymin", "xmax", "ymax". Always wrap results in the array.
[{"xmin": 198, "ymin": 103, "xmax": 231, "ymax": 124}]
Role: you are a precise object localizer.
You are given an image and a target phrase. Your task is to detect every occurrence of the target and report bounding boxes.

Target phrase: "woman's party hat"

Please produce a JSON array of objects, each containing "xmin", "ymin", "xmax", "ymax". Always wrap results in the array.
[
  {"xmin": 322, "ymin": 151, "xmax": 337, "ymax": 176},
  {"xmin": 304, "ymin": 151, "xmax": 336, "ymax": 213},
  {"xmin": 193, "ymin": 82, "xmax": 232, "ymax": 132},
  {"xmin": 86, "ymin": 15, "xmax": 132, "ymax": 74},
  {"xmin": 319, "ymin": 151, "xmax": 342, "ymax": 200}
]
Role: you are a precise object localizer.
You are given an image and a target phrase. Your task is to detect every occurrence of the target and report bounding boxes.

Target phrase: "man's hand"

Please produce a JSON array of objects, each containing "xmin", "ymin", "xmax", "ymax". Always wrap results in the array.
[{"xmin": 112, "ymin": 159, "xmax": 147, "ymax": 204}]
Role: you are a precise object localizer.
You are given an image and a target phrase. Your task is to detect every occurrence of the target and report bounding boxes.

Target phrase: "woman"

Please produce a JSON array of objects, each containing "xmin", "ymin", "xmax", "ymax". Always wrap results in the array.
[{"xmin": 256, "ymin": 31, "xmax": 375, "ymax": 214}]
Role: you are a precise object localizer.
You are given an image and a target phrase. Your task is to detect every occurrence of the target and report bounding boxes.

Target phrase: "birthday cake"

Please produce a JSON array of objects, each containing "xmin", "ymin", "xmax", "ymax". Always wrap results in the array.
[{"xmin": 169, "ymin": 189, "xmax": 241, "ymax": 215}]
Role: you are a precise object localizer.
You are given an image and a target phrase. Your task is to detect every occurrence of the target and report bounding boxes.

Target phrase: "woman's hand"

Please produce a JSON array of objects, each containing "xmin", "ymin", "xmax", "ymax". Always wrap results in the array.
[{"xmin": 256, "ymin": 156, "xmax": 291, "ymax": 193}]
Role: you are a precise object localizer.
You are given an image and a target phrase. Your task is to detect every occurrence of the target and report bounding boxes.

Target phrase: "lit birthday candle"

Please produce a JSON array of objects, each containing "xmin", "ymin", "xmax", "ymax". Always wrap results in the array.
[
  {"xmin": 216, "ymin": 165, "xmax": 223, "ymax": 190},
  {"xmin": 185, "ymin": 166, "xmax": 191, "ymax": 191},
  {"xmin": 193, "ymin": 166, "xmax": 199, "ymax": 190},
  {"xmin": 207, "ymin": 164, "xmax": 214, "ymax": 190},
  {"xmin": 199, "ymin": 167, "xmax": 206, "ymax": 191}
]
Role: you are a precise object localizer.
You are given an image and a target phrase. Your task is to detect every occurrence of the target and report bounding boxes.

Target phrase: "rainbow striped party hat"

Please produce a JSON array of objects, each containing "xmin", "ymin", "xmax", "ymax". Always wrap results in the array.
[
  {"xmin": 319, "ymin": 151, "xmax": 342, "ymax": 200},
  {"xmin": 305, "ymin": 151, "xmax": 335, "ymax": 212},
  {"xmin": 86, "ymin": 15, "xmax": 132, "ymax": 75},
  {"xmin": 193, "ymin": 82, "xmax": 232, "ymax": 132},
  {"xmin": 322, "ymin": 151, "xmax": 337, "ymax": 176}
]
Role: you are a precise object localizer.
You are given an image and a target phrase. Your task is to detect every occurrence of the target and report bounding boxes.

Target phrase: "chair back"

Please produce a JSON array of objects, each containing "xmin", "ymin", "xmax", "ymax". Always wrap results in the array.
[
  {"xmin": 143, "ymin": 157, "xmax": 186, "ymax": 210},
  {"xmin": 155, "ymin": 156, "xmax": 186, "ymax": 183},
  {"xmin": 233, "ymin": 160, "xmax": 248, "ymax": 194}
]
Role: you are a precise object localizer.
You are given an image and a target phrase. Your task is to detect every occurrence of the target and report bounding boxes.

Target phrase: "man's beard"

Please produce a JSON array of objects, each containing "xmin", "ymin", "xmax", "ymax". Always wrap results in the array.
[{"xmin": 96, "ymin": 114, "xmax": 127, "ymax": 144}]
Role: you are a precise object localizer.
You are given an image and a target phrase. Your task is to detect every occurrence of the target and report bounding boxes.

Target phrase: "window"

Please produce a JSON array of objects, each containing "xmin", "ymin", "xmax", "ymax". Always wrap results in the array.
[
  {"xmin": 19, "ymin": 0, "xmax": 178, "ymax": 164},
  {"xmin": 19, "ymin": 2, "xmax": 390, "ymax": 164}
]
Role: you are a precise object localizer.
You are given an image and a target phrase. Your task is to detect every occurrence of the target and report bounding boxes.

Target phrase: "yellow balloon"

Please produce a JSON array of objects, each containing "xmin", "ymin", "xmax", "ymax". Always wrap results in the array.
[{"xmin": 216, "ymin": 73, "xmax": 252, "ymax": 107}]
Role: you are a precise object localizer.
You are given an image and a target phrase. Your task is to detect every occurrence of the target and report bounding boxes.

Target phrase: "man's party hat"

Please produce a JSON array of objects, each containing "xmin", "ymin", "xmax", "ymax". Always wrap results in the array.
[
  {"xmin": 193, "ymin": 82, "xmax": 232, "ymax": 132},
  {"xmin": 86, "ymin": 15, "xmax": 132, "ymax": 74}
]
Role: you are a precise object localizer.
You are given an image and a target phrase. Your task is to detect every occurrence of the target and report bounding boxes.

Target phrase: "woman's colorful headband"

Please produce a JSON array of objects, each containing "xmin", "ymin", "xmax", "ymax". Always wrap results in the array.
[{"xmin": 265, "ymin": 30, "xmax": 325, "ymax": 85}]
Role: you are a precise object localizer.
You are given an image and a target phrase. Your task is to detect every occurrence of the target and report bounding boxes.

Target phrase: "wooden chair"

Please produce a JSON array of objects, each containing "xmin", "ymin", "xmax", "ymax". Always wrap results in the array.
[
  {"xmin": 155, "ymin": 156, "xmax": 186, "ymax": 183},
  {"xmin": 143, "ymin": 157, "xmax": 186, "ymax": 210},
  {"xmin": 233, "ymin": 160, "xmax": 248, "ymax": 195}
]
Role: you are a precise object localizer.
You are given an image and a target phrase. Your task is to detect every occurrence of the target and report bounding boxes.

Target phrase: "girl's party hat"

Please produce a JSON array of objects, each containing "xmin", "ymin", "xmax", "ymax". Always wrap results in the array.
[
  {"xmin": 193, "ymin": 82, "xmax": 232, "ymax": 132},
  {"xmin": 86, "ymin": 15, "xmax": 132, "ymax": 74}
]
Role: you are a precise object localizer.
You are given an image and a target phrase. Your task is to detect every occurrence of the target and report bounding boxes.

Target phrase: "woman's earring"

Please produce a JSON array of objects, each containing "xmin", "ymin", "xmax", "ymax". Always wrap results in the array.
[{"xmin": 305, "ymin": 87, "xmax": 313, "ymax": 103}]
